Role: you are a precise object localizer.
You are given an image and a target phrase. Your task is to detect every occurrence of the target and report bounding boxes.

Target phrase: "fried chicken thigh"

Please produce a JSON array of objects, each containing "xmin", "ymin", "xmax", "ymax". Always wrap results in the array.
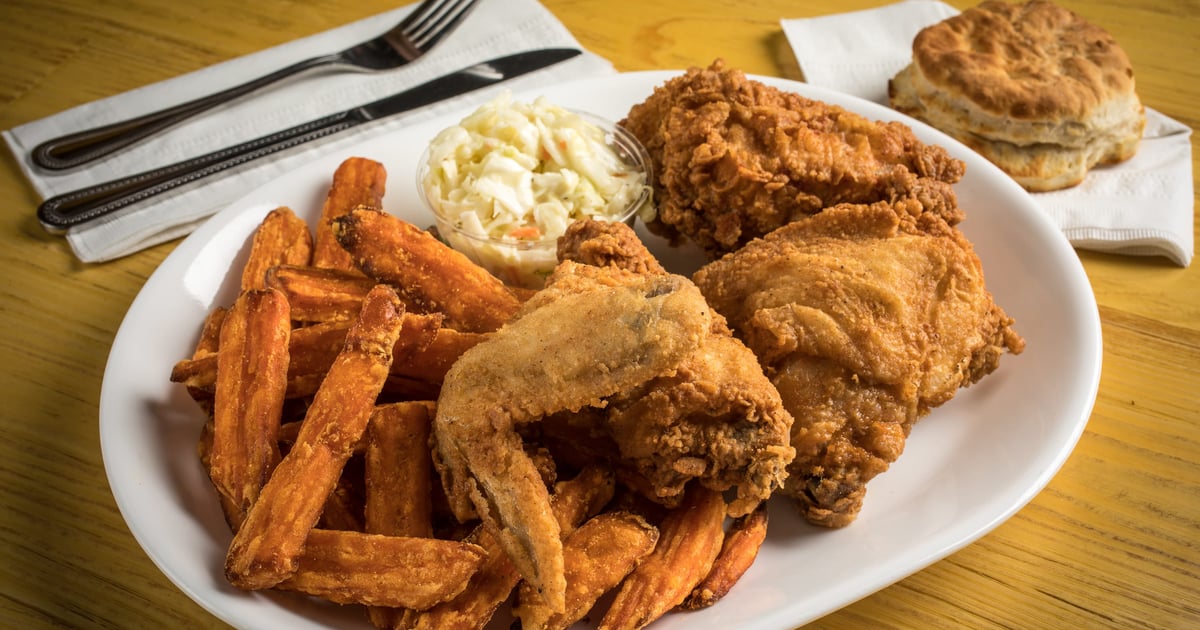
[
  {"xmin": 693, "ymin": 199, "xmax": 1024, "ymax": 527},
  {"xmin": 620, "ymin": 59, "xmax": 966, "ymax": 256}
]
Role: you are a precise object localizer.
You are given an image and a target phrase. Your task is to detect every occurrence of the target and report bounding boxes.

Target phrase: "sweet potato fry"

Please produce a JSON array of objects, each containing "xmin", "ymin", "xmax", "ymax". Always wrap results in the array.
[
  {"xmin": 279, "ymin": 420, "xmax": 369, "ymax": 457},
  {"xmin": 209, "ymin": 289, "xmax": 291, "ymax": 530},
  {"xmin": 410, "ymin": 466, "xmax": 615, "ymax": 630},
  {"xmin": 224, "ymin": 285, "xmax": 405, "ymax": 589},
  {"xmin": 171, "ymin": 312, "xmax": 449, "ymax": 399},
  {"xmin": 265, "ymin": 264, "xmax": 377, "ymax": 322},
  {"xmin": 409, "ymin": 524, "xmax": 520, "ymax": 630},
  {"xmin": 313, "ymin": 157, "xmax": 386, "ymax": 272},
  {"xmin": 172, "ymin": 318, "xmax": 341, "ymax": 396},
  {"xmin": 278, "ymin": 320, "xmax": 354, "ymax": 397},
  {"xmin": 169, "ymin": 354, "xmax": 216, "ymax": 393},
  {"xmin": 183, "ymin": 306, "xmax": 227, "ymax": 412},
  {"xmin": 392, "ymin": 326, "xmax": 487, "ymax": 384},
  {"xmin": 194, "ymin": 307, "xmax": 228, "ymax": 357},
  {"xmin": 549, "ymin": 465, "xmax": 616, "ymax": 538},
  {"xmin": 241, "ymin": 206, "xmax": 313, "ymax": 291},
  {"xmin": 387, "ymin": 313, "xmax": 445, "ymax": 369},
  {"xmin": 365, "ymin": 401, "xmax": 436, "ymax": 538},
  {"xmin": 197, "ymin": 418, "xmax": 241, "ymax": 523},
  {"xmin": 364, "ymin": 401, "xmax": 436, "ymax": 628},
  {"xmin": 598, "ymin": 485, "xmax": 727, "ymax": 630},
  {"xmin": 515, "ymin": 511, "xmax": 659, "ymax": 630},
  {"xmin": 275, "ymin": 528, "xmax": 485, "ymax": 609},
  {"xmin": 318, "ymin": 469, "xmax": 365, "ymax": 532},
  {"xmin": 682, "ymin": 501, "xmax": 769, "ymax": 609},
  {"xmin": 332, "ymin": 208, "xmax": 521, "ymax": 333}
]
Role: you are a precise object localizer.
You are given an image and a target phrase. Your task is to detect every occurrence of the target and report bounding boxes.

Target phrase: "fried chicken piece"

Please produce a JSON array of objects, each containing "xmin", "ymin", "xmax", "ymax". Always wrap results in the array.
[
  {"xmin": 434, "ymin": 221, "xmax": 795, "ymax": 611},
  {"xmin": 692, "ymin": 199, "xmax": 1023, "ymax": 527},
  {"xmin": 620, "ymin": 59, "xmax": 966, "ymax": 256},
  {"xmin": 536, "ymin": 266, "xmax": 795, "ymax": 518},
  {"xmin": 550, "ymin": 220, "xmax": 794, "ymax": 516},
  {"xmin": 433, "ymin": 264, "xmax": 713, "ymax": 612},
  {"xmin": 556, "ymin": 218, "xmax": 665, "ymax": 275}
]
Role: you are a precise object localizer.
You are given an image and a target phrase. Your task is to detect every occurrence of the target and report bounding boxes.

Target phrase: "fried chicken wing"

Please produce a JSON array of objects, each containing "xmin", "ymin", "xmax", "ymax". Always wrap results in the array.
[
  {"xmin": 693, "ymin": 199, "xmax": 1023, "ymax": 527},
  {"xmin": 620, "ymin": 59, "xmax": 966, "ymax": 256},
  {"xmin": 433, "ymin": 265, "xmax": 712, "ymax": 612},
  {"xmin": 433, "ymin": 220, "xmax": 795, "ymax": 611}
]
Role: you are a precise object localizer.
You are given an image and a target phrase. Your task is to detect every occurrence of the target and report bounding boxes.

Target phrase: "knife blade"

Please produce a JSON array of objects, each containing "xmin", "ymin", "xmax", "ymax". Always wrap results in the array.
[{"xmin": 37, "ymin": 47, "xmax": 583, "ymax": 233}]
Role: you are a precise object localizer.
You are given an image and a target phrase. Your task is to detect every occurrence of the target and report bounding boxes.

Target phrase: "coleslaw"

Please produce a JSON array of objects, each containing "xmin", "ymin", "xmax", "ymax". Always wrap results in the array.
[{"xmin": 420, "ymin": 92, "xmax": 653, "ymax": 287}]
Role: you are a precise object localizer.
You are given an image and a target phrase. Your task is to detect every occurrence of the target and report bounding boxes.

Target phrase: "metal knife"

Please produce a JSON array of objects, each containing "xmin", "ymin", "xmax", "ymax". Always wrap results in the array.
[{"xmin": 37, "ymin": 47, "xmax": 582, "ymax": 233}]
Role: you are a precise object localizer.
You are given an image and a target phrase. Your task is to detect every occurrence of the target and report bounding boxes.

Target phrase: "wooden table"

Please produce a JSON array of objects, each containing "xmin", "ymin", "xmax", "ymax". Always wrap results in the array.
[{"xmin": 1, "ymin": 1, "xmax": 1195, "ymax": 628}]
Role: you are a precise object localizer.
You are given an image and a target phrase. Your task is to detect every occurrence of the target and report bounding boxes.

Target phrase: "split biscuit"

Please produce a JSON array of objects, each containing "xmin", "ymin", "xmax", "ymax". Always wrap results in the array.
[{"xmin": 889, "ymin": 0, "xmax": 1145, "ymax": 191}]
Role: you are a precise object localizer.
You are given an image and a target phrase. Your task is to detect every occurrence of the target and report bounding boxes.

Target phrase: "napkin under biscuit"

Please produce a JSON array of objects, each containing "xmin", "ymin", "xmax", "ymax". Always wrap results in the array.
[{"xmin": 782, "ymin": 0, "xmax": 1194, "ymax": 266}]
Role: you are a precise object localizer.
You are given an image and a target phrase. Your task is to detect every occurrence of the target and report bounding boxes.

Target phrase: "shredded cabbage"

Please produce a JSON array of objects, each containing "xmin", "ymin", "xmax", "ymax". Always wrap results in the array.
[{"xmin": 422, "ymin": 92, "xmax": 651, "ymax": 247}]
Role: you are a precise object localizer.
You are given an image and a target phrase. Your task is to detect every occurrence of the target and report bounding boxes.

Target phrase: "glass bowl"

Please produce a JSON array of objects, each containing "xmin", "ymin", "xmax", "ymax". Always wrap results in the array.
[{"xmin": 418, "ymin": 110, "xmax": 654, "ymax": 290}]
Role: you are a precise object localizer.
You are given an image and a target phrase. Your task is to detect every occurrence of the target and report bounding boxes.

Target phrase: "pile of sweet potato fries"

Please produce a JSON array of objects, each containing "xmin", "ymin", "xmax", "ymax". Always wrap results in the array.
[{"xmin": 169, "ymin": 156, "xmax": 769, "ymax": 629}]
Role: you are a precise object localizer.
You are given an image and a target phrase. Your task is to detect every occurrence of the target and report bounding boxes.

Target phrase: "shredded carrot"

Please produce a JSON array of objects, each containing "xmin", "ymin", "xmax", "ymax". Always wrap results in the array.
[{"xmin": 508, "ymin": 226, "xmax": 542, "ymax": 240}]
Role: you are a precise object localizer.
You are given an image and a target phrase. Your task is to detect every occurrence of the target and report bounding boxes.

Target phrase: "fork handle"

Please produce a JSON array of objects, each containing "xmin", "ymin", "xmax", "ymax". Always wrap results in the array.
[
  {"xmin": 36, "ymin": 108, "xmax": 365, "ymax": 233},
  {"xmin": 30, "ymin": 55, "xmax": 336, "ymax": 171}
]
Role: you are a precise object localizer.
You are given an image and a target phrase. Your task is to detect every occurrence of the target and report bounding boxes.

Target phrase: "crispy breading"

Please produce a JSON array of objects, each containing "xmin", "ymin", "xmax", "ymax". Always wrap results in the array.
[
  {"xmin": 433, "ymin": 268, "xmax": 712, "ymax": 611},
  {"xmin": 619, "ymin": 59, "xmax": 965, "ymax": 256},
  {"xmin": 552, "ymin": 221, "xmax": 794, "ymax": 516},
  {"xmin": 693, "ymin": 200, "xmax": 1024, "ymax": 527},
  {"xmin": 556, "ymin": 217, "xmax": 665, "ymax": 275}
]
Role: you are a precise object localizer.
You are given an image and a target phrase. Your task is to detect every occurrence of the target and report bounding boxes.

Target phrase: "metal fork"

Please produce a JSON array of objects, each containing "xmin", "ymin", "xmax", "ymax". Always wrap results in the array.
[{"xmin": 31, "ymin": 0, "xmax": 478, "ymax": 171}]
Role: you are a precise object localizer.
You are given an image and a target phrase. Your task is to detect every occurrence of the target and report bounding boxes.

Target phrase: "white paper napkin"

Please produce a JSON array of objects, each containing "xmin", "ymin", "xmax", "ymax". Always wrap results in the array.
[
  {"xmin": 2, "ymin": 0, "xmax": 615, "ymax": 263},
  {"xmin": 782, "ymin": 0, "xmax": 1195, "ymax": 266}
]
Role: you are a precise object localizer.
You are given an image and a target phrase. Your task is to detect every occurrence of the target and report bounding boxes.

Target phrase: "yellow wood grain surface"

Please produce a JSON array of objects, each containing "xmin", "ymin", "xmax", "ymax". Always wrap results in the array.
[{"xmin": 1, "ymin": 1, "xmax": 1196, "ymax": 628}]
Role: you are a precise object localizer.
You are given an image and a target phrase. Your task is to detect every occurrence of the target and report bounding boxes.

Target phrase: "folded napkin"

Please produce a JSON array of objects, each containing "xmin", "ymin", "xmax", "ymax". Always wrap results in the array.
[
  {"xmin": 782, "ymin": 0, "xmax": 1194, "ymax": 266},
  {"xmin": 2, "ymin": 0, "xmax": 615, "ymax": 263}
]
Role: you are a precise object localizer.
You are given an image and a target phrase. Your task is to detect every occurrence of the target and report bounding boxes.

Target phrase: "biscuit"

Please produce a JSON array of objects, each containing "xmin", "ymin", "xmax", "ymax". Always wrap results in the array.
[{"xmin": 889, "ymin": 0, "xmax": 1145, "ymax": 191}]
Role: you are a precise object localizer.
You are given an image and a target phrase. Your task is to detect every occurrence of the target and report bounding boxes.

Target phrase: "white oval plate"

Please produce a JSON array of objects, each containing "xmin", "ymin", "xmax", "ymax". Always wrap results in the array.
[{"xmin": 100, "ymin": 71, "xmax": 1101, "ymax": 630}]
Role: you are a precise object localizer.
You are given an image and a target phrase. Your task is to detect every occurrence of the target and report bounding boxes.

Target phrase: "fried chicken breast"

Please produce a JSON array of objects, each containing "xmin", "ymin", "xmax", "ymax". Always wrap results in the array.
[
  {"xmin": 620, "ymin": 59, "xmax": 966, "ymax": 256},
  {"xmin": 692, "ymin": 199, "xmax": 1024, "ymax": 527}
]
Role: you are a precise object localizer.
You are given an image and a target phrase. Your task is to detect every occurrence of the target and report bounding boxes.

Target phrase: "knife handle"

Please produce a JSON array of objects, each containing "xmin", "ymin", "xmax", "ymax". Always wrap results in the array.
[
  {"xmin": 37, "ymin": 109, "xmax": 364, "ymax": 233},
  {"xmin": 30, "ymin": 56, "xmax": 335, "ymax": 171}
]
